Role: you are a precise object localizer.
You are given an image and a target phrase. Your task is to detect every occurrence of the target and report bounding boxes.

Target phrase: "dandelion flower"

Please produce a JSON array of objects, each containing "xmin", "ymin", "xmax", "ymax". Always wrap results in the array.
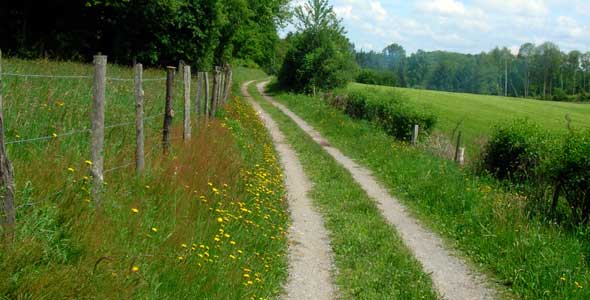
[
  {"xmin": 229, "ymin": 254, "xmax": 237, "ymax": 260},
  {"xmin": 151, "ymin": 227, "xmax": 158, "ymax": 232},
  {"xmin": 67, "ymin": 167, "xmax": 75, "ymax": 172},
  {"xmin": 178, "ymin": 256, "xmax": 184, "ymax": 261},
  {"xmin": 131, "ymin": 266, "xmax": 140, "ymax": 272},
  {"xmin": 181, "ymin": 243, "xmax": 188, "ymax": 248},
  {"xmin": 131, "ymin": 208, "xmax": 139, "ymax": 213},
  {"xmin": 217, "ymin": 217, "xmax": 223, "ymax": 223},
  {"xmin": 84, "ymin": 160, "xmax": 93, "ymax": 166}
]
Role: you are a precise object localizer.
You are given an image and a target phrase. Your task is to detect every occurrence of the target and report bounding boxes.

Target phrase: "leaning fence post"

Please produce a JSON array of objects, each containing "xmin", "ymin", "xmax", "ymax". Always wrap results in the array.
[
  {"xmin": 195, "ymin": 72, "xmax": 202, "ymax": 119},
  {"xmin": 183, "ymin": 65, "xmax": 191, "ymax": 141},
  {"xmin": 204, "ymin": 72, "xmax": 210, "ymax": 121},
  {"xmin": 454, "ymin": 131, "xmax": 463, "ymax": 163},
  {"xmin": 411, "ymin": 124, "xmax": 419, "ymax": 145},
  {"xmin": 163, "ymin": 66, "xmax": 175, "ymax": 155},
  {"xmin": 91, "ymin": 55, "xmax": 107, "ymax": 205},
  {"xmin": 0, "ymin": 50, "xmax": 16, "ymax": 239},
  {"xmin": 134, "ymin": 63, "xmax": 145, "ymax": 173}
]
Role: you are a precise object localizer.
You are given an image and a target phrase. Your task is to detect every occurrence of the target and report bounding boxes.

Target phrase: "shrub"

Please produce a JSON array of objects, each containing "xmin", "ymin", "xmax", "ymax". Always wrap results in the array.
[
  {"xmin": 330, "ymin": 88, "xmax": 437, "ymax": 141},
  {"xmin": 546, "ymin": 130, "xmax": 590, "ymax": 223},
  {"xmin": 481, "ymin": 119, "xmax": 548, "ymax": 182},
  {"xmin": 552, "ymin": 88, "xmax": 569, "ymax": 101},
  {"xmin": 355, "ymin": 69, "xmax": 397, "ymax": 87}
]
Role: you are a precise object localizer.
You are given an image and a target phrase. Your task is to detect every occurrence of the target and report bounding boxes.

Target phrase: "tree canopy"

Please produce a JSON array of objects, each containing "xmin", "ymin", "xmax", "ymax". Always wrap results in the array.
[{"xmin": 0, "ymin": 0, "xmax": 289, "ymax": 71}]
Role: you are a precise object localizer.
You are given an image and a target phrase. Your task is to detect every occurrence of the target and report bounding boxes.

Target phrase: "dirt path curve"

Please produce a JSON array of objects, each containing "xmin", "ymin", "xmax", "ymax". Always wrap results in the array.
[
  {"xmin": 253, "ymin": 80, "xmax": 496, "ymax": 300},
  {"xmin": 241, "ymin": 81, "xmax": 336, "ymax": 300}
]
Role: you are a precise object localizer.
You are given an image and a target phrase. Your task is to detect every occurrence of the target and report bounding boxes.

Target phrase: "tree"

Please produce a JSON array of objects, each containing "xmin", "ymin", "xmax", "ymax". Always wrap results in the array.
[
  {"xmin": 518, "ymin": 43, "xmax": 535, "ymax": 98},
  {"xmin": 382, "ymin": 43, "xmax": 407, "ymax": 87},
  {"xmin": 278, "ymin": 0, "xmax": 356, "ymax": 92},
  {"xmin": 582, "ymin": 52, "xmax": 590, "ymax": 93}
]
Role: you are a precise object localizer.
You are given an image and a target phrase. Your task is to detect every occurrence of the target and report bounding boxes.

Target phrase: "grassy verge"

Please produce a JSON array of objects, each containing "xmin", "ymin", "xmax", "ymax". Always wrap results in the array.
[
  {"xmin": 0, "ymin": 60, "xmax": 288, "ymax": 300},
  {"xmin": 247, "ymin": 83, "xmax": 438, "ymax": 299},
  {"xmin": 260, "ymin": 82, "xmax": 590, "ymax": 299}
]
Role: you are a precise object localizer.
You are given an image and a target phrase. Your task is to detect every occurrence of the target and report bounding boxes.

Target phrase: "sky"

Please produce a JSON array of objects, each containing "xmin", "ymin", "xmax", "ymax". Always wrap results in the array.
[{"xmin": 283, "ymin": 0, "xmax": 590, "ymax": 55}]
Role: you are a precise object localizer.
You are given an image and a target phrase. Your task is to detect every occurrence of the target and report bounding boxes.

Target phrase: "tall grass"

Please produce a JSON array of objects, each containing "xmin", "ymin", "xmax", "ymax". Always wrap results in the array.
[{"xmin": 0, "ymin": 59, "xmax": 288, "ymax": 299}]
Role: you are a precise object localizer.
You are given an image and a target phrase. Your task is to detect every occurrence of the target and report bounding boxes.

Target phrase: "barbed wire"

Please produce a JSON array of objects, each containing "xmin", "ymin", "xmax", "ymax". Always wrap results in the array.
[
  {"xmin": 6, "ymin": 113, "xmax": 164, "ymax": 145},
  {"xmin": 1, "ymin": 72, "xmax": 91, "ymax": 79},
  {"xmin": 1, "ymin": 73, "xmax": 166, "ymax": 82}
]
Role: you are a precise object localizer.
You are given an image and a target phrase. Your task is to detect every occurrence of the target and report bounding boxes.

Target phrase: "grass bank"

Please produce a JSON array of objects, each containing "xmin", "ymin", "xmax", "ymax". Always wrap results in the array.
[
  {"xmin": 246, "ymin": 82, "xmax": 438, "ymax": 299},
  {"xmin": 0, "ymin": 59, "xmax": 288, "ymax": 300},
  {"xmin": 261, "ymin": 82, "xmax": 590, "ymax": 300}
]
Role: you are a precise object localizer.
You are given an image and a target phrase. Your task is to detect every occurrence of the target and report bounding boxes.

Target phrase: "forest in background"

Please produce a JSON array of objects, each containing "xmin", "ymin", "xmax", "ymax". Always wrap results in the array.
[
  {"xmin": 356, "ymin": 42, "xmax": 590, "ymax": 101},
  {"xmin": 0, "ymin": 0, "xmax": 289, "ymax": 72}
]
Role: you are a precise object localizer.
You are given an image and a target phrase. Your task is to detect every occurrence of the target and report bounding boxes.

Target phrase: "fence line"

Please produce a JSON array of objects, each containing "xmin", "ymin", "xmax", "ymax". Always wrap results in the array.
[
  {"xmin": 0, "ymin": 52, "xmax": 234, "ymax": 237},
  {"xmin": 0, "ymin": 73, "xmax": 166, "ymax": 82}
]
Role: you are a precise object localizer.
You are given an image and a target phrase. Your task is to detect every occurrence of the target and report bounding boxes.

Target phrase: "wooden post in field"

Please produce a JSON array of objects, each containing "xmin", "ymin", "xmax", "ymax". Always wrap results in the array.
[
  {"xmin": 223, "ymin": 66, "xmax": 233, "ymax": 103},
  {"xmin": 411, "ymin": 124, "xmax": 419, "ymax": 145},
  {"xmin": 204, "ymin": 72, "xmax": 210, "ymax": 120},
  {"xmin": 183, "ymin": 65, "xmax": 191, "ymax": 141},
  {"xmin": 219, "ymin": 66, "xmax": 225, "ymax": 105},
  {"xmin": 134, "ymin": 63, "xmax": 145, "ymax": 174},
  {"xmin": 0, "ymin": 50, "xmax": 16, "ymax": 239},
  {"xmin": 454, "ymin": 131, "xmax": 463, "ymax": 163},
  {"xmin": 211, "ymin": 66, "xmax": 220, "ymax": 117},
  {"xmin": 91, "ymin": 55, "xmax": 107, "ymax": 205},
  {"xmin": 163, "ymin": 67, "xmax": 175, "ymax": 155},
  {"xmin": 458, "ymin": 147, "xmax": 465, "ymax": 166},
  {"xmin": 195, "ymin": 72, "xmax": 202, "ymax": 119}
]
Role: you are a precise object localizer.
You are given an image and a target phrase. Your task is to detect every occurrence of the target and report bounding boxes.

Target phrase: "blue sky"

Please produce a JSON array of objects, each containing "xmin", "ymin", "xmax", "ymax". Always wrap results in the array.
[{"xmin": 284, "ymin": 0, "xmax": 590, "ymax": 55}]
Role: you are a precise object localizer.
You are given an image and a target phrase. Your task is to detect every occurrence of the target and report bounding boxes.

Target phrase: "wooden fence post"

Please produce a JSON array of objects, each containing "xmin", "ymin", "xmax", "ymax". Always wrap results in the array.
[
  {"xmin": 454, "ymin": 131, "xmax": 463, "ymax": 163},
  {"xmin": 458, "ymin": 147, "xmax": 465, "ymax": 166},
  {"xmin": 223, "ymin": 66, "xmax": 232, "ymax": 103},
  {"xmin": 204, "ymin": 72, "xmax": 210, "ymax": 121},
  {"xmin": 0, "ymin": 50, "xmax": 16, "ymax": 239},
  {"xmin": 183, "ymin": 65, "xmax": 191, "ymax": 141},
  {"xmin": 211, "ymin": 67, "xmax": 220, "ymax": 117},
  {"xmin": 91, "ymin": 55, "xmax": 107, "ymax": 205},
  {"xmin": 134, "ymin": 63, "xmax": 145, "ymax": 173},
  {"xmin": 163, "ymin": 66, "xmax": 175, "ymax": 155},
  {"xmin": 411, "ymin": 124, "xmax": 419, "ymax": 145},
  {"xmin": 195, "ymin": 72, "xmax": 202, "ymax": 119}
]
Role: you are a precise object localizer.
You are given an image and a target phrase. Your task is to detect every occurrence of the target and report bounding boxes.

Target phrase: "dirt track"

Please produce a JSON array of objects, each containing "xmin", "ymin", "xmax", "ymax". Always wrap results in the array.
[
  {"xmin": 250, "ymin": 80, "xmax": 496, "ymax": 300},
  {"xmin": 241, "ymin": 81, "xmax": 336, "ymax": 300}
]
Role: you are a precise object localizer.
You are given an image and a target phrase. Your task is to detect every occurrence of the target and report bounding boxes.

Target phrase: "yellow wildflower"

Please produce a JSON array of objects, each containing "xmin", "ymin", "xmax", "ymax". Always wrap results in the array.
[
  {"xmin": 84, "ymin": 160, "xmax": 93, "ymax": 166},
  {"xmin": 67, "ymin": 167, "xmax": 75, "ymax": 172},
  {"xmin": 131, "ymin": 266, "xmax": 140, "ymax": 272},
  {"xmin": 131, "ymin": 208, "xmax": 139, "ymax": 213},
  {"xmin": 151, "ymin": 227, "xmax": 158, "ymax": 232}
]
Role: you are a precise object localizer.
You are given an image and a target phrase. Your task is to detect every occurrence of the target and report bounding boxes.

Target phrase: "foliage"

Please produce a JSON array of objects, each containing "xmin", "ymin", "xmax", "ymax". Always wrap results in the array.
[
  {"xmin": 0, "ymin": 0, "xmax": 289, "ymax": 70},
  {"xmin": 277, "ymin": 0, "xmax": 357, "ymax": 93},
  {"xmin": 329, "ymin": 87, "xmax": 437, "ymax": 141},
  {"xmin": 481, "ymin": 120, "xmax": 548, "ymax": 182},
  {"xmin": 355, "ymin": 68, "xmax": 397, "ymax": 87}
]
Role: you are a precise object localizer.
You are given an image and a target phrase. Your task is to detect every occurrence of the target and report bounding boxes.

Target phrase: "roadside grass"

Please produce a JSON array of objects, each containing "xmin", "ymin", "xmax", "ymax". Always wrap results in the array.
[
  {"xmin": 344, "ymin": 83, "xmax": 590, "ymax": 155},
  {"xmin": 247, "ymin": 83, "xmax": 438, "ymax": 300},
  {"xmin": 261, "ymin": 82, "xmax": 590, "ymax": 299},
  {"xmin": 0, "ymin": 59, "xmax": 288, "ymax": 300}
]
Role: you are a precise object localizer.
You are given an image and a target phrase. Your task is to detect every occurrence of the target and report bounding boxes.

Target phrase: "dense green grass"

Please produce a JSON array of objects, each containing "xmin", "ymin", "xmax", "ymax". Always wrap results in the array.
[
  {"xmin": 262, "ymin": 83, "xmax": 590, "ymax": 299},
  {"xmin": 345, "ymin": 83, "xmax": 590, "ymax": 154},
  {"xmin": 0, "ymin": 59, "xmax": 289, "ymax": 299},
  {"xmin": 247, "ymin": 83, "xmax": 438, "ymax": 299}
]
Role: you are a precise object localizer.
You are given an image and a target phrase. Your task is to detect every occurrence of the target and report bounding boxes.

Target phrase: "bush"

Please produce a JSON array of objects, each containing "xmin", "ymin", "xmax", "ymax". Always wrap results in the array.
[
  {"xmin": 481, "ymin": 119, "xmax": 548, "ymax": 182},
  {"xmin": 553, "ymin": 88, "xmax": 569, "ymax": 101},
  {"xmin": 546, "ymin": 130, "xmax": 590, "ymax": 222},
  {"xmin": 355, "ymin": 69, "xmax": 397, "ymax": 87},
  {"xmin": 329, "ymin": 88, "xmax": 437, "ymax": 141}
]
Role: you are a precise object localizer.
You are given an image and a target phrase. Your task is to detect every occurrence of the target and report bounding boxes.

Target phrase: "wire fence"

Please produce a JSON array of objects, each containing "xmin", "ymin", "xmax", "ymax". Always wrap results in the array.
[{"xmin": 0, "ymin": 53, "xmax": 234, "ymax": 229}]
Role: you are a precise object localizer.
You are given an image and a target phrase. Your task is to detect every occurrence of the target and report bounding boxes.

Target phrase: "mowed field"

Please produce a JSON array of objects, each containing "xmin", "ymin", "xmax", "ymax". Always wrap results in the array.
[{"xmin": 347, "ymin": 83, "xmax": 590, "ymax": 153}]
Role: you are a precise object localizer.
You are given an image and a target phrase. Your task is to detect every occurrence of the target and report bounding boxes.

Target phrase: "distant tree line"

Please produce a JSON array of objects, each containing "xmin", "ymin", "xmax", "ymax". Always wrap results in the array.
[
  {"xmin": 356, "ymin": 42, "xmax": 590, "ymax": 101},
  {"xmin": 0, "ymin": 0, "xmax": 289, "ymax": 71}
]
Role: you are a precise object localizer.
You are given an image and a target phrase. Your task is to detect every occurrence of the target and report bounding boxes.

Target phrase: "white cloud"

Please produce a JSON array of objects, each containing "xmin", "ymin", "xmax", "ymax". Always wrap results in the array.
[
  {"xmin": 475, "ymin": 0, "xmax": 548, "ymax": 16},
  {"xmin": 417, "ymin": 0, "xmax": 466, "ymax": 15}
]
